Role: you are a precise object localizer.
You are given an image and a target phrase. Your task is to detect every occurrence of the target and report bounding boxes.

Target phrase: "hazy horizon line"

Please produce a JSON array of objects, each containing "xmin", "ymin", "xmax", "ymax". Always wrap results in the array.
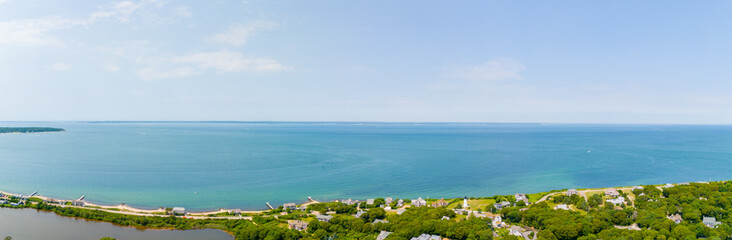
[{"xmin": 2, "ymin": 120, "xmax": 731, "ymax": 126}]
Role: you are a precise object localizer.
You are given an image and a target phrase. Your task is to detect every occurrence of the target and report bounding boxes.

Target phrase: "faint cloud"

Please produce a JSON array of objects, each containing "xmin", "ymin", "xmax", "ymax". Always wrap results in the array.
[
  {"xmin": 0, "ymin": 0, "xmax": 168, "ymax": 47},
  {"xmin": 137, "ymin": 67, "xmax": 198, "ymax": 81},
  {"xmin": 0, "ymin": 17, "xmax": 87, "ymax": 46},
  {"xmin": 50, "ymin": 63, "xmax": 72, "ymax": 71},
  {"xmin": 0, "ymin": 0, "xmax": 9, "ymax": 4},
  {"xmin": 103, "ymin": 64, "xmax": 121, "ymax": 72},
  {"xmin": 448, "ymin": 58, "xmax": 525, "ymax": 81},
  {"xmin": 172, "ymin": 50, "xmax": 291, "ymax": 72},
  {"xmin": 136, "ymin": 50, "xmax": 289, "ymax": 80},
  {"xmin": 175, "ymin": 6, "xmax": 193, "ymax": 18},
  {"xmin": 210, "ymin": 21, "xmax": 276, "ymax": 46}
]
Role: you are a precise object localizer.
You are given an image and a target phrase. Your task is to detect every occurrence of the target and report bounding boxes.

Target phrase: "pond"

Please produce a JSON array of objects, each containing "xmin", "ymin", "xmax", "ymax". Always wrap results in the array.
[{"xmin": 0, "ymin": 207, "xmax": 234, "ymax": 240}]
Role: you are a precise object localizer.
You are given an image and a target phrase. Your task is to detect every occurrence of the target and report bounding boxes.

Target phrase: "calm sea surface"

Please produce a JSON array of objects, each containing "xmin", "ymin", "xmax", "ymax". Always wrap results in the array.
[
  {"xmin": 0, "ymin": 208, "xmax": 233, "ymax": 240},
  {"xmin": 1, "ymin": 122, "xmax": 731, "ymax": 211}
]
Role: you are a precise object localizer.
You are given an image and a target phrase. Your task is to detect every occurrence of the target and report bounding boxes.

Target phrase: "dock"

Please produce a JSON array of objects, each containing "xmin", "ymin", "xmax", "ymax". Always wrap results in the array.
[{"xmin": 265, "ymin": 202, "xmax": 274, "ymax": 210}]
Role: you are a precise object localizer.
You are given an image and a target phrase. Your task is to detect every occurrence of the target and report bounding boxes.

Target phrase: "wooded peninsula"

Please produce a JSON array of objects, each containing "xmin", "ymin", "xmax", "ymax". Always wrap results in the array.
[{"xmin": 0, "ymin": 127, "xmax": 65, "ymax": 133}]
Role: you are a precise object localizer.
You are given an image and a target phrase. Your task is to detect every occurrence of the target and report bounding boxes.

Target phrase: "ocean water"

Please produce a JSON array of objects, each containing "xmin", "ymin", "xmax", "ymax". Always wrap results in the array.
[{"xmin": 1, "ymin": 122, "xmax": 731, "ymax": 211}]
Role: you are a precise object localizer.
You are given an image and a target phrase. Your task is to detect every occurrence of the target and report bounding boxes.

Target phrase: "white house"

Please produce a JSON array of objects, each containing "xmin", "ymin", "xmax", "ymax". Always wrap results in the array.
[
  {"xmin": 554, "ymin": 204, "xmax": 570, "ymax": 210},
  {"xmin": 412, "ymin": 197, "xmax": 427, "ymax": 207},
  {"xmin": 171, "ymin": 207, "xmax": 186, "ymax": 215},
  {"xmin": 606, "ymin": 196, "xmax": 625, "ymax": 205}
]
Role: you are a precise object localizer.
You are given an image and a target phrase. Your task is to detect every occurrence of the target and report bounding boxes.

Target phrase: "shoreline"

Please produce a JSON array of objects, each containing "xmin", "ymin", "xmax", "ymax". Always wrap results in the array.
[{"xmin": 0, "ymin": 180, "xmax": 704, "ymax": 218}]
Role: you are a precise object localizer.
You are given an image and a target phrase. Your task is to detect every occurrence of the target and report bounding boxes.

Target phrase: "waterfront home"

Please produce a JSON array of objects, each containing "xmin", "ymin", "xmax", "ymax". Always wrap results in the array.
[
  {"xmin": 493, "ymin": 201, "xmax": 511, "ymax": 210},
  {"xmin": 288, "ymin": 220, "xmax": 309, "ymax": 231},
  {"xmin": 605, "ymin": 188, "xmax": 620, "ymax": 197},
  {"xmin": 431, "ymin": 198, "xmax": 448, "ymax": 207},
  {"xmin": 397, "ymin": 209, "xmax": 406, "ymax": 215},
  {"xmin": 703, "ymin": 217, "xmax": 722, "ymax": 228},
  {"xmin": 376, "ymin": 231, "xmax": 392, "ymax": 240},
  {"xmin": 667, "ymin": 214, "xmax": 683, "ymax": 224},
  {"xmin": 316, "ymin": 214, "xmax": 333, "ymax": 222},
  {"xmin": 283, "ymin": 203, "xmax": 297, "ymax": 210},
  {"xmin": 606, "ymin": 196, "xmax": 625, "ymax": 205},
  {"xmin": 341, "ymin": 199, "xmax": 359, "ymax": 205},
  {"xmin": 385, "ymin": 197, "xmax": 393, "ymax": 205},
  {"xmin": 10, "ymin": 201, "xmax": 21, "ymax": 207},
  {"xmin": 411, "ymin": 233, "xmax": 441, "ymax": 240},
  {"xmin": 632, "ymin": 186, "xmax": 644, "ymax": 191},
  {"xmin": 171, "ymin": 207, "xmax": 186, "ymax": 215},
  {"xmin": 397, "ymin": 199, "xmax": 404, "ymax": 207},
  {"xmin": 567, "ymin": 189, "xmax": 578, "ymax": 196},
  {"xmin": 72, "ymin": 200, "xmax": 85, "ymax": 207},
  {"xmin": 515, "ymin": 193, "xmax": 527, "ymax": 202},
  {"xmin": 373, "ymin": 219, "xmax": 389, "ymax": 224},
  {"xmin": 662, "ymin": 183, "xmax": 674, "ymax": 188},
  {"xmin": 355, "ymin": 210, "xmax": 366, "ymax": 218},
  {"xmin": 0, "ymin": 200, "xmax": 6, "ymax": 205},
  {"xmin": 366, "ymin": 199, "xmax": 375, "ymax": 205},
  {"xmin": 554, "ymin": 204, "xmax": 570, "ymax": 210},
  {"xmin": 413, "ymin": 197, "xmax": 427, "ymax": 207}
]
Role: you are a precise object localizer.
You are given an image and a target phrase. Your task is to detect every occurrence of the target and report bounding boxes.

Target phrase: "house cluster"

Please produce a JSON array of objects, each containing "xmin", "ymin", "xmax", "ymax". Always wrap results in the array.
[
  {"xmin": 410, "ymin": 233, "xmax": 442, "ymax": 240},
  {"xmin": 605, "ymin": 188, "xmax": 620, "ymax": 197},
  {"xmin": 431, "ymin": 198, "xmax": 448, "ymax": 207},
  {"xmin": 340, "ymin": 199, "xmax": 359, "ymax": 205}
]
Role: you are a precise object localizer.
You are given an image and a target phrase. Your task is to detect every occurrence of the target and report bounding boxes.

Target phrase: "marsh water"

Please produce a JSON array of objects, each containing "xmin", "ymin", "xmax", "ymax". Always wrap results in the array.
[{"xmin": 0, "ymin": 207, "xmax": 233, "ymax": 240}]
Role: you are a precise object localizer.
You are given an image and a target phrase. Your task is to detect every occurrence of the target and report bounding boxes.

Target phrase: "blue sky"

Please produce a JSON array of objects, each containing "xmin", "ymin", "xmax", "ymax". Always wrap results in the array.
[{"xmin": 1, "ymin": 1, "xmax": 731, "ymax": 123}]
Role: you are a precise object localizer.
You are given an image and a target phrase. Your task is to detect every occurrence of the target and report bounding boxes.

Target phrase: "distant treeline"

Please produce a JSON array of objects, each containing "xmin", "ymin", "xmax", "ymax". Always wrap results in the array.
[{"xmin": 0, "ymin": 127, "xmax": 65, "ymax": 133}]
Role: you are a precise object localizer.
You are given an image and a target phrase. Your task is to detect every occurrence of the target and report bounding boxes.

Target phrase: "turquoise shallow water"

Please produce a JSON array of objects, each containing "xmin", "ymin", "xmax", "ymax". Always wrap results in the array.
[{"xmin": 1, "ymin": 122, "xmax": 731, "ymax": 211}]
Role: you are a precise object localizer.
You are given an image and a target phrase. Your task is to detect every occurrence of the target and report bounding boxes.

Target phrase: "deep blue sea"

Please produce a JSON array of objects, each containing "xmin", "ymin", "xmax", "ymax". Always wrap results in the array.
[{"xmin": 1, "ymin": 122, "xmax": 731, "ymax": 211}]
